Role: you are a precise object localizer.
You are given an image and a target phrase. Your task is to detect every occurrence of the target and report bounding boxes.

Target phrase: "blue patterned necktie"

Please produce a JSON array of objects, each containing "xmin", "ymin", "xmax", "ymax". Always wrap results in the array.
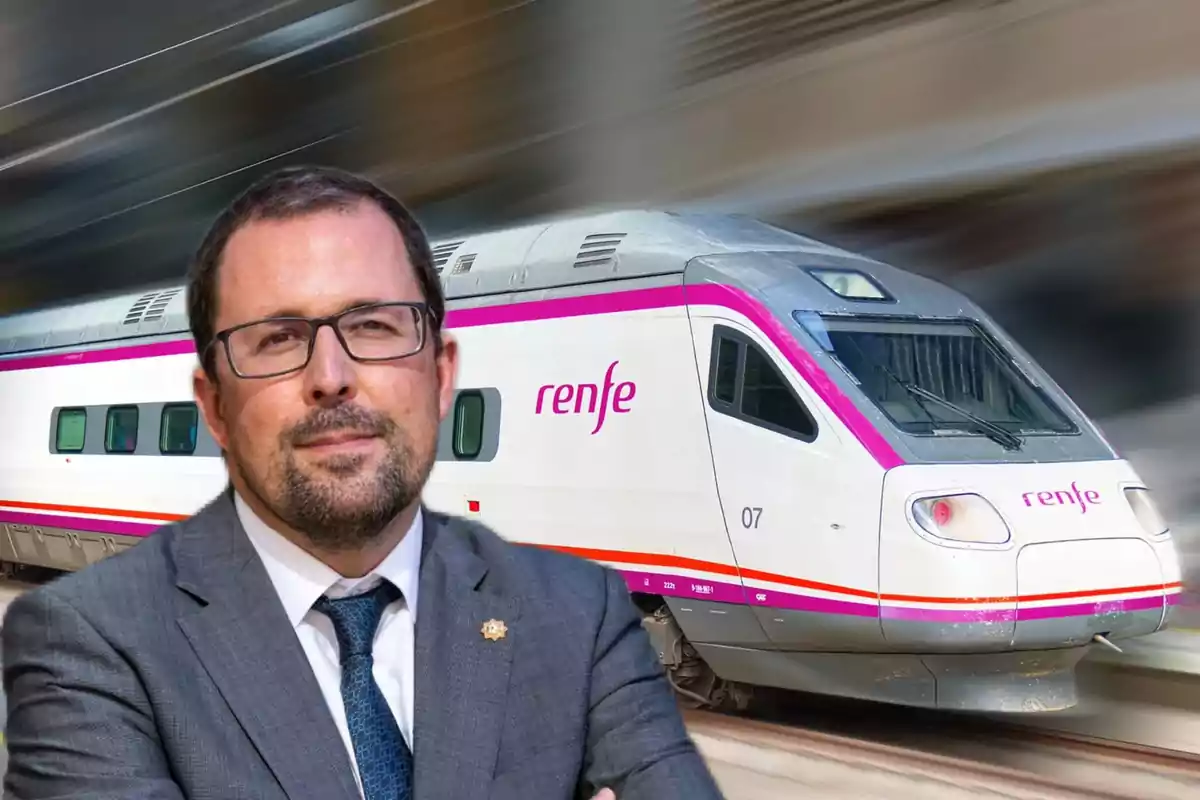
[{"xmin": 314, "ymin": 581, "xmax": 413, "ymax": 800}]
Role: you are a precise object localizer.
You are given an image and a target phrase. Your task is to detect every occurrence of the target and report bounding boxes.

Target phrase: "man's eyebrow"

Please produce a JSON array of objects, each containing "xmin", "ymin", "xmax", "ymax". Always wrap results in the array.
[{"xmin": 254, "ymin": 299, "xmax": 399, "ymax": 319}]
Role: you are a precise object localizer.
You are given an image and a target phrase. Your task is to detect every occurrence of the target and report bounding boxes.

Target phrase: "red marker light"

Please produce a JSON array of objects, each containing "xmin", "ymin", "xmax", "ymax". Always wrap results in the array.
[
  {"xmin": 932, "ymin": 499, "xmax": 953, "ymax": 526},
  {"xmin": 467, "ymin": 500, "xmax": 480, "ymax": 513}
]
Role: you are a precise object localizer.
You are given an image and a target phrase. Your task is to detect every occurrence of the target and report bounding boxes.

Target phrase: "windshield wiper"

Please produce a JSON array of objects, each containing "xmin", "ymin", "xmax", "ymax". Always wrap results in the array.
[
  {"xmin": 829, "ymin": 332, "xmax": 1023, "ymax": 450},
  {"xmin": 900, "ymin": 383, "xmax": 1023, "ymax": 451}
]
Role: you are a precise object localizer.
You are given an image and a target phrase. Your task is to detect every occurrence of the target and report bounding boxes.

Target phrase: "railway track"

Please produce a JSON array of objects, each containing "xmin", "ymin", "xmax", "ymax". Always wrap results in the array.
[
  {"xmin": 684, "ymin": 700, "xmax": 1200, "ymax": 799},
  {"xmin": 990, "ymin": 723, "xmax": 1200, "ymax": 771}
]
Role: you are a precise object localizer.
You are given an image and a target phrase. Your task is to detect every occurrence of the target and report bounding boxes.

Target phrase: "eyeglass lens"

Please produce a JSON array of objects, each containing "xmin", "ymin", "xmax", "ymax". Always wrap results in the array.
[{"xmin": 226, "ymin": 304, "xmax": 425, "ymax": 376}]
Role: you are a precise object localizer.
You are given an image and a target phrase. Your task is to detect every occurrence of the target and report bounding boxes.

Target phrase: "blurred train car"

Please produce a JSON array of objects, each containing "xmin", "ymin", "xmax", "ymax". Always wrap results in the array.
[{"xmin": 0, "ymin": 209, "xmax": 1184, "ymax": 712}]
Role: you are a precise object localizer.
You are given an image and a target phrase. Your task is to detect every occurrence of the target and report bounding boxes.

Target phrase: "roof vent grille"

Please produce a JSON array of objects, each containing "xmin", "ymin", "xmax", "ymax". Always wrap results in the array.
[
  {"xmin": 573, "ymin": 232, "xmax": 626, "ymax": 269},
  {"xmin": 432, "ymin": 241, "xmax": 464, "ymax": 274},
  {"xmin": 124, "ymin": 288, "xmax": 182, "ymax": 326},
  {"xmin": 450, "ymin": 253, "xmax": 476, "ymax": 275}
]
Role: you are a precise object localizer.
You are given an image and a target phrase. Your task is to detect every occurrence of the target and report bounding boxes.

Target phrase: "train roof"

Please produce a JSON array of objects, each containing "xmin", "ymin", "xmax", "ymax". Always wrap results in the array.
[{"xmin": 0, "ymin": 209, "xmax": 867, "ymax": 358}]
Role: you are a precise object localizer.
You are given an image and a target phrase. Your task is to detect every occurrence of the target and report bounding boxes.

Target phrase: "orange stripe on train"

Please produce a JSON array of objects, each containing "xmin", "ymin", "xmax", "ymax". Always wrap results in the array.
[{"xmin": 1, "ymin": 499, "xmax": 1183, "ymax": 605}]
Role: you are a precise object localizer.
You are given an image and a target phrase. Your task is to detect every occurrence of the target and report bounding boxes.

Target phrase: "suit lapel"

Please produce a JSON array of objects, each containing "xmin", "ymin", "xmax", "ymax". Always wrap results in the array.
[
  {"xmin": 412, "ymin": 511, "xmax": 520, "ymax": 799},
  {"xmin": 172, "ymin": 491, "xmax": 360, "ymax": 800}
]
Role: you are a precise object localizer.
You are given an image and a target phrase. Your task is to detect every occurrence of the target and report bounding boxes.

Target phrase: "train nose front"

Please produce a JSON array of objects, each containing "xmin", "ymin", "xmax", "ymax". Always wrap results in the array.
[
  {"xmin": 1011, "ymin": 536, "xmax": 1174, "ymax": 649},
  {"xmin": 879, "ymin": 461, "xmax": 1183, "ymax": 655},
  {"xmin": 1005, "ymin": 478, "xmax": 1181, "ymax": 647}
]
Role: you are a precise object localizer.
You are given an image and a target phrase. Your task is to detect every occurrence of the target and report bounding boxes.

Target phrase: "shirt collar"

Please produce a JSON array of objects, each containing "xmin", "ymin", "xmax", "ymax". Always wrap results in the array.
[{"xmin": 234, "ymin": 491, "xmax": 423, "ymax": 629}]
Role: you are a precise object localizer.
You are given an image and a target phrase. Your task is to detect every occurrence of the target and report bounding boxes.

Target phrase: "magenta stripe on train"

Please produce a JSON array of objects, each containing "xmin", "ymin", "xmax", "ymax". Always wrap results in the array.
[
  {"xmin": 0, "ymin": 284, "xmax": 904, "ymax": 469},
  {"xmin": 0, "ymin": 509, "xmax": 158, "ymax": 537},
  {"xmin": 624, "ymin": 567, "xmax": 1177, "ymax": 622},
  {"xmin": 0, "ymin": 513, "xmax": 1171, "ymax": 623},
  {"xmin": 0, "ymin": 509, "xmax": 1174, "ymax": 623}
]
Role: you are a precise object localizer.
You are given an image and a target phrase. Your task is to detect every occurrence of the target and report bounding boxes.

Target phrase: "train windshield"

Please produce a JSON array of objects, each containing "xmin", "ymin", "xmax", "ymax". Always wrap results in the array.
[{"xmin": 794, "ymin": 313, "xmax": 1076, "ymax": 441}]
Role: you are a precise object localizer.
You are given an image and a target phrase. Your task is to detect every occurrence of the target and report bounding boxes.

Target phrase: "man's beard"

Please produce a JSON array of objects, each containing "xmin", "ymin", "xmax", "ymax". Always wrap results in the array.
[{"xmin": 237, "ymin": 403, "xmax": 435, "ymax": 552}]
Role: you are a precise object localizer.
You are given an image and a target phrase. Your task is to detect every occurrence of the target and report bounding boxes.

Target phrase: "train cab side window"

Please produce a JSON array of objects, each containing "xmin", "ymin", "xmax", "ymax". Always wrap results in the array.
[
  {"xmin": 160, "ymin": 404, "xmax": 199, "ymax": 455},
  {"xmin": 741, "ymin": 346, "xmax": 816, "ymax": 438},
  {"xmin": 105, "ymin": 406, "xmax": 139, "ymax": 454},
  {"xmin": 453, "ymin": 391, "xmax": 485, "ymax": 459},
  {"xmin": 713, "ymin": 337, "xmax": 739, "ymax": 404},
  {"xmin": 709, "ymin": 329, "xmax": 817, "ymax": 440},
  {"xmin": 55, "ymin": 408, "xmax": 88, "ymax": 453}
]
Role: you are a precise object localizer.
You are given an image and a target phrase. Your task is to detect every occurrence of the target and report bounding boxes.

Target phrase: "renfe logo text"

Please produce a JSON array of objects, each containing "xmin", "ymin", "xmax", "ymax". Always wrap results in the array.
[
  {"xmin": 1022, "ymin": 482, "xmax": 1101, "ymax": 515},
  {"xmin": 535, "ymin": 360, "xmax": 635, "ymax": 435}
]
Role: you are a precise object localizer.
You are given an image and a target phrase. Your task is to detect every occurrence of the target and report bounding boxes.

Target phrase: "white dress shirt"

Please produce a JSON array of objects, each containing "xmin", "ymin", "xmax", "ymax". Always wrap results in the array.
[{"xmin": 234, "ymin": 492, "xmax": 421, "ymax": 796}]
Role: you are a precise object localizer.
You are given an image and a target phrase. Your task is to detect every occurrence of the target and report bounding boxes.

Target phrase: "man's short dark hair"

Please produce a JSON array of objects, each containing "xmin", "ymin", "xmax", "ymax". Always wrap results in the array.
[{"xmin": 187, "ymin": 164, "xmax": 444, "ymax": 378}]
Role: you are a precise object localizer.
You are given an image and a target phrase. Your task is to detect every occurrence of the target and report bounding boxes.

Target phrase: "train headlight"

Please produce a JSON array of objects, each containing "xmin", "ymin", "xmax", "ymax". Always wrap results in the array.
[
  {"xmin": 911, "ymin": 494, "xmax": 1011, "ymax": 545},
  {"xmin": 1123, "ymin": 487, "xmax": 1170, "ymax": 539}
]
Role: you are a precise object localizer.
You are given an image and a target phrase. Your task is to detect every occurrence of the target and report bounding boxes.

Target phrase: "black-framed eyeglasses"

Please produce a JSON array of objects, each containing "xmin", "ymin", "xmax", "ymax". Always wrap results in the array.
[{"xmin": 208, "ymin": 301, "xmax": 431, "ymax": 379}]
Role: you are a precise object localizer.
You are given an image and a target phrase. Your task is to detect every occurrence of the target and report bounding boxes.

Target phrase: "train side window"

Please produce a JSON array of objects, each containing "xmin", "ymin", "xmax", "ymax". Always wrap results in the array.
[
  {"xmin": 105, "ymin": 406, "xmax": 139, "ymax": 454},
  {"xmin": 712, "ymin": 337, "xmax": 738, "ymax": 404},
  {"xmin": 160, "ymin": 404, "xmax": 199, "ymax": 455},
  {"xmin": 55, "ymin": 408, "xmax": 88, "ymax": 453},
  {"xmin": 741, "ymin": 346, "xmax": 816, "ymax": 438},
  {"xmin": 709, "ymin": 327, "xmax": 818, "ymax": 441},
  {"xmin": 453, "ymin": 391, "xmax": 485, "ymax": 459}
]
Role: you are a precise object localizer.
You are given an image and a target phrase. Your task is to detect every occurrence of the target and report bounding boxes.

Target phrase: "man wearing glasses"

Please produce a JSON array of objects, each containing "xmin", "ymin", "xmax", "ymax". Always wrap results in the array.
[{"xmin": 2, "ymin": 165, "xmax": 724, "ymax": 800}]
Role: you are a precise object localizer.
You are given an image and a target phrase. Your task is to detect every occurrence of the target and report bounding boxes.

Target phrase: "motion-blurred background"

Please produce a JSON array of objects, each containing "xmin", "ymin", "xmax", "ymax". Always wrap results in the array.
[{"xmin": 1, "ymin": 0, "xmax": 1198, "ymax": 600}]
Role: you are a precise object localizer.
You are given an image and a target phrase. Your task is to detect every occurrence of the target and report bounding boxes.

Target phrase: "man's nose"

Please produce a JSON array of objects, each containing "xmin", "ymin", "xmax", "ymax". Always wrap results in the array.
[{"xmin": 303, "ymin": 326, "xmax": 358, "ymax": 404}]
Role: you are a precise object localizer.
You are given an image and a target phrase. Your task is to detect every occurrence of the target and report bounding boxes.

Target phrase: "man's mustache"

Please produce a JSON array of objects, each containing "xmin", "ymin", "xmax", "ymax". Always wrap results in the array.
[{"xmin": 285, "ymin": 404, "xmax": 395, "ymax": 446}]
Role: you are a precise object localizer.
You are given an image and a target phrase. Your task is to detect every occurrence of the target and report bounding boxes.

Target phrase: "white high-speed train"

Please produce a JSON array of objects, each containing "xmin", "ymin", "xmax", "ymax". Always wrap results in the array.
[{"xmin": 0, "ymin": 210, "xmax": 1183, "ymax": 713}]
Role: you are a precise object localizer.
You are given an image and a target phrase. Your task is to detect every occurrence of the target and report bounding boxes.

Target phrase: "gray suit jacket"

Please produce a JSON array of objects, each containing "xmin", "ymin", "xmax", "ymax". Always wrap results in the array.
[{"xmin": 2, "ymin": 491, "xmax": 724, "ymax": 799}]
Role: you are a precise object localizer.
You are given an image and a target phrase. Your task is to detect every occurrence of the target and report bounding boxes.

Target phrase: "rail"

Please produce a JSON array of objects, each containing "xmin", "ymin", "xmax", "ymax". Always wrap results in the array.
[{"xmin": 685, "ymin": 707, "xmax": 1200, "ymax": 799}]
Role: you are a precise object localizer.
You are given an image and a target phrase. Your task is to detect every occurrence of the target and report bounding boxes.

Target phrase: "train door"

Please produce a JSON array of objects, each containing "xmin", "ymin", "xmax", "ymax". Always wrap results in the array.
[{"xmin": 688, "ymin": 313, "xmax": 884, "ymax": 649}]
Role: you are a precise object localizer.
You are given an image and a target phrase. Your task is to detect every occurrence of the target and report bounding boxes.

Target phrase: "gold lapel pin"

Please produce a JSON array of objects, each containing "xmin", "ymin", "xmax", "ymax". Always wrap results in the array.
[{"xmin": 481, "ymin": 619, "xmax": 508, "ymax": 641}]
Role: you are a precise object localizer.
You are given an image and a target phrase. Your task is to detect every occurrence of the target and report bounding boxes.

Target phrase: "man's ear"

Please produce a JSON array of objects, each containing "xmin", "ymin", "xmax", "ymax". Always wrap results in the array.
[{"xmin": 435, "ymin": 331, "xmax": 459, "ymax": 422}]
